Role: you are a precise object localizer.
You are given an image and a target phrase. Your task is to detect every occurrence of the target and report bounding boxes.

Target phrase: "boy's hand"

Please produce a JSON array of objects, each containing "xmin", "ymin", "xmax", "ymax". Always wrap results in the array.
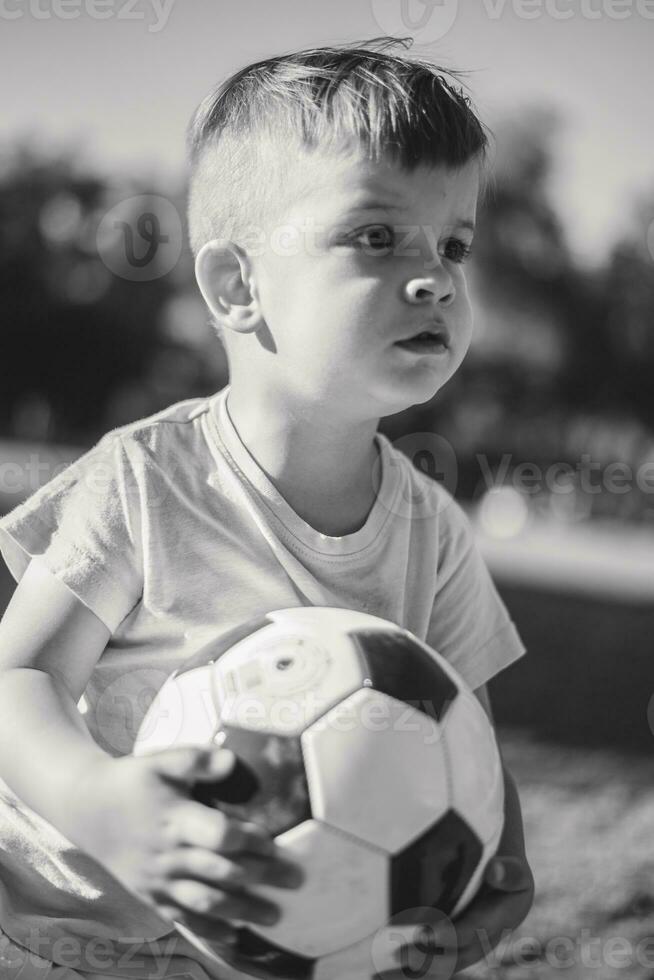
[
  {"xmin": 386, "ymin": 853, "xmax": 534, "ymax": 979},
  {"xmin": 67, "ymin": 746, "xmax": 304, "ymax": 948}
]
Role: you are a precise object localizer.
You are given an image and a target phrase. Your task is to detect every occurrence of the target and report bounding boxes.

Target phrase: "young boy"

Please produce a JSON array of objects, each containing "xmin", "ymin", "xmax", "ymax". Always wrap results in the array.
[{"xmin": 0, "ymin": 39, "xmax": 533, "ymax": 980}]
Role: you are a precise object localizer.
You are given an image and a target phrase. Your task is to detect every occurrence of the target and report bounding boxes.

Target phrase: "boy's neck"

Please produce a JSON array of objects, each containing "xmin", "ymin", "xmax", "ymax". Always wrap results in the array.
[{"xmin": 224, "ymin": 385, "xmax": 381, "ymax": 538}]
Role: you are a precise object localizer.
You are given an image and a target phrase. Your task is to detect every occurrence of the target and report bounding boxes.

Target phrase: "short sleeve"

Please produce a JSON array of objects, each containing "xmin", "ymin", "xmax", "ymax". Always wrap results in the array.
[
  {"xmin": 0, "ymin": 434, "xmax": 143, "ymax": 633},
  {"xmin": 426, "ymin": 490, "xmax": 526, "ymax": 692}
]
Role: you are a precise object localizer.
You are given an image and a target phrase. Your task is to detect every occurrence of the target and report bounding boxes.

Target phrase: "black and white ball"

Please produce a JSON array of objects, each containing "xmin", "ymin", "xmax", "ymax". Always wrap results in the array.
[{"xmin": 133, "ymin": 607, "xmax": 504, "ymax": 979}]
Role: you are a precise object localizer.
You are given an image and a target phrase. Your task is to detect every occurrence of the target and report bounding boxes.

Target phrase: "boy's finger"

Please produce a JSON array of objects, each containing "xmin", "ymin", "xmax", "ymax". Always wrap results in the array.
[
  {"xmin": 192, "ymin": 747, "xmax": 239, "ymax": 782},
  {"xmin": 157, "ymin": 847, "xmax": 250, "ymax": 889},
  {"xmin": 165, "ymin": 799, "xmax": 276, "ymax": 857},
  {"xmin": 146, "ymin": 746, "xmax": 236, "ymax": 785},
  {"xmin": 484, "ymin": 855, "xmax": 534, "ymax": 892},
  {"xmin": 159, "ymin": 879, "xmax": 280, "ymax": 927},
  {"xmin": 442, "ymin": 890, "xmax": 530, "ymax": 951},
  {"xmin": 158, "ymin": 846, "xmax": 304, "ymax": 890},
  {"xmin": 227, "ymin": 851, "xmax": 304, "ymax": 889}
]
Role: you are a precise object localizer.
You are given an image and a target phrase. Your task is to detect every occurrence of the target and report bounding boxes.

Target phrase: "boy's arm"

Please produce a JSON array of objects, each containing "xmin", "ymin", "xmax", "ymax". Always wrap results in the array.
[
  {"xmin": 0, "ymin": 560, "xmax": 115, "ymax": 830},
  {"xmin": 0, "ymin": 559, "xmax": 302, "ymax": 949},
  {"xmin": 391, "ymin": 684, "xmax": 534, "ymax": 978}
]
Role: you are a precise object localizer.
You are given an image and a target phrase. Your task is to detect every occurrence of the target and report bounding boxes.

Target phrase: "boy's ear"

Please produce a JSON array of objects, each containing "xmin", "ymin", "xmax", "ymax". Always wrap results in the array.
[{"xmin": 194, "ymin": 239, "xmax": 261, "ymax": 335}]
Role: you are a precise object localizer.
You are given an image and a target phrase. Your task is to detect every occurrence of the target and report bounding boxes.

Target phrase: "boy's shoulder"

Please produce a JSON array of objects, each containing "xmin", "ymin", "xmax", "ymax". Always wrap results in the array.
[
  {"xmin": 82, "ymin": 394, "xmax": 220, "ymax": 479},
  {"xmin": 12, "ymin": 394, "xmax": 219, "ymax": 506},
  {"xmin": 97, "ymin": 393, "xmax": 215, "ymax": 448}
]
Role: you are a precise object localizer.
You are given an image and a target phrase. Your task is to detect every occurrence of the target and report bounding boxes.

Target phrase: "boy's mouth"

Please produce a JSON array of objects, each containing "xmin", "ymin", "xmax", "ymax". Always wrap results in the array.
[{"xmin": 394, "ymin": 325, "xmax": 450, "ymax": 353}]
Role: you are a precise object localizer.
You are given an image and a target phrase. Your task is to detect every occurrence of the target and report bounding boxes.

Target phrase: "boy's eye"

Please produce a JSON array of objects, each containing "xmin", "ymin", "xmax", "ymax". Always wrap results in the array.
[
  {"xmin": 349, "ymin": 225, "xmax": 395, "ymax": 253},
  {"xmin": 443, "ymin": 238, "xmax": 473, "ymax": 264},
  {"xmin": 343, "ymin": 228, "xmax": 473, "ymax": 264}
]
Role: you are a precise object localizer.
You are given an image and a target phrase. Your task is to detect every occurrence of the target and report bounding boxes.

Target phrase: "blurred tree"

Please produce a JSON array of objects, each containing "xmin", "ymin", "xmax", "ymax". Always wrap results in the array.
[
  {"xmin": 597, "ymin": 193, "xmax": 654, "ymax": 427},
  {"xmin": 0, "ymin": 141, "xmax": 225, "ymax": 445}
]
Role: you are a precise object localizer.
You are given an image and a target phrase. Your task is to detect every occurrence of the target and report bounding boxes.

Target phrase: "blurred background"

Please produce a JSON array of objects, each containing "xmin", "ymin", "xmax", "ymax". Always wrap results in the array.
[{"xmin": 1, "ymin": 2, "xmax": 654, "ymax": 977}]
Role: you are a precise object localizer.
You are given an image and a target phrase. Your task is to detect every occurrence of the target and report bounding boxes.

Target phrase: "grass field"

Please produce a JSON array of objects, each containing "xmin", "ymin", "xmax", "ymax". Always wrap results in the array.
[{"xmin": 469, "ymin": 729, "xmax": 654, "ymax": 980}]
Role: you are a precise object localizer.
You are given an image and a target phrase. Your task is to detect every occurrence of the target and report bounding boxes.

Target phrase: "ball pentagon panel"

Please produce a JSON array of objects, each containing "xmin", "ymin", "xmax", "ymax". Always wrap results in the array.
[
  {"xmin": 348, "ymin": 627, "xmax": 459, "ymax": 723},
  {"xmin": 390, "ymin": 809, "xmax": 483, "ymax": 917}
]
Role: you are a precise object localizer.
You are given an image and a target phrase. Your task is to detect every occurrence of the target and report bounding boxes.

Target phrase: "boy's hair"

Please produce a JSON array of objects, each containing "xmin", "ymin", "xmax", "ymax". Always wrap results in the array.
[{"xmin": 186, "ymin": 37, "xmax": 492, "ymax": 338}]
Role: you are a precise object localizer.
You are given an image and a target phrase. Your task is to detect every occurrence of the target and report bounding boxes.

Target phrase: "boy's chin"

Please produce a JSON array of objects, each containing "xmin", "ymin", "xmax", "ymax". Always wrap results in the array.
[{"xmin": 376, "ymin": 378, "xmax": 448, "ymax": 417}]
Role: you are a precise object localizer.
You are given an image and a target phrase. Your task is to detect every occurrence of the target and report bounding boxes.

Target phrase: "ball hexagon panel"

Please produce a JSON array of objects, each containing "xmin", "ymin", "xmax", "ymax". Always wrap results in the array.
[
  {"xmin": 212, "ymin": 623, "xmax": 367, "ymax": 738},
  {"xmin": 443, "ymin": 689, "xmax": 505, "ymax": 845},
  {"xmin": 303, "ymin": 687, "xmax": 451, "ymax": 854},
  {"xmin": 176, "ymin": 615, "xmax": 273, "ymax": 676},
  {"xmin": 349, "ymin": 628, "xmax": 459, "ymax": 723},
  {"xmin": 132, "ymin": 666, "xmax": 218, "ymax": 755},
  {"xmin": 248, "ymin": 819, "xmax": 388, "ymax": 958},
  {"xmin": 134, "ymin": 615, "xmax": 273, "ymax": 755},
  {"xmin": 191, "ymin": 723, "xmax": 310, "ymax": 837},
  {"xmin": 390, "ymin": 809, "xmax": 483, "ymax": 916}
]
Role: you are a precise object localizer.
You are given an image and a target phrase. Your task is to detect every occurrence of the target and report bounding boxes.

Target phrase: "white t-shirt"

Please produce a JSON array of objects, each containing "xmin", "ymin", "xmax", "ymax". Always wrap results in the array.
[{"xmin": 0, "ymin": 385, "xmax": 526, "ymax": 977}]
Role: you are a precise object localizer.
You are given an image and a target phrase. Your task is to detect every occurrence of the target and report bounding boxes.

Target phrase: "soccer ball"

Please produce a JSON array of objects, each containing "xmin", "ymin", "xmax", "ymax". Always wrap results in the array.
[{"xmin": 133, "ymin": 607, "xmax": 504, "ymax": 979}]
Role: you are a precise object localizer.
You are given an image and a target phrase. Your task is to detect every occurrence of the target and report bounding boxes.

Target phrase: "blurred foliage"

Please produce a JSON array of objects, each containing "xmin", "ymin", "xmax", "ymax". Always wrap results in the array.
[
  {"xmin": 0, "ymin": 141, "xmax": 227, "ymax": 444},
  {"xmin": 382, "ymin": 107, "xmax": 654, "ymax": 526},
  {"xmin": 1, "ymin": 111, "xmax": 653, "ymax": 523}
]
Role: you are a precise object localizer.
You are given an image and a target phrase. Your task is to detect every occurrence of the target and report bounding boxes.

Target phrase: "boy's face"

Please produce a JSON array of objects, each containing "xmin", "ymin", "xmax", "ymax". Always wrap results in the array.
[{"xmin": 241, "ymin": 151, "xmax": 480, "ymax": 418}]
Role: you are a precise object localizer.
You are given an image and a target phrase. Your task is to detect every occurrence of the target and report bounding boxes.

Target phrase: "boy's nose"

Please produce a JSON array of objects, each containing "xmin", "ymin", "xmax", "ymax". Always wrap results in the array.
[{"xmin": 403, "ymin": 276, "xmax": 454, "ymax": 306}]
